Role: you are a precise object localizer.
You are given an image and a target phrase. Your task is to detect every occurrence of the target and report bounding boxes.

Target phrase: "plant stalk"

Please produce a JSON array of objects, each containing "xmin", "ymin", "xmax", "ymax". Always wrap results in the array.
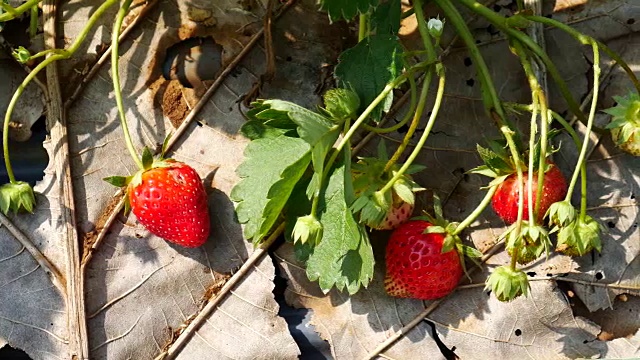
[
  {"xmin": 111, "ymin": 0, "xmax": 143, "ymax": 170},
  {"xmin": 451, "ymin": 185, "xmax": 498, "ymax": 236}
]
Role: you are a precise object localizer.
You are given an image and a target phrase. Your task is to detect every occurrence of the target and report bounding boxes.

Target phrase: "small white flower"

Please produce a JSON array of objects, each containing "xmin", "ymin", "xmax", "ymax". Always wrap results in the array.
[{"xmin": 427, "ymin": 18, "xmax": 444, "ymax": 38}]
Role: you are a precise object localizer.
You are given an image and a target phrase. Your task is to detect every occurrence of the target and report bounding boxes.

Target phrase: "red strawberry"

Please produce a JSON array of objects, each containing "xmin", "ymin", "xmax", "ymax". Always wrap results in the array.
[
  {"xmin": 371, "ymin": 199, "xmax": 414, "ymax": 231},
  {"xmin": 384, "ymin": 220, "xmax": 463, "ymax": 300},
  {"xmin": 127, "ymin": 160, "xmax": 210, "ymax": 247},
  {"xmin": 492, "ymin": 164, "xmax": 567, "ymax": 224}
]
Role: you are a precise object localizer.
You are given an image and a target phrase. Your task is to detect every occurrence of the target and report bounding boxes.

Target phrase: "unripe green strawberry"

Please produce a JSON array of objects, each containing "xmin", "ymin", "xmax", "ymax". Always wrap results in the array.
[{"xmin": 127, "ymin": 160, "xmax": 210, "ymax": 247}]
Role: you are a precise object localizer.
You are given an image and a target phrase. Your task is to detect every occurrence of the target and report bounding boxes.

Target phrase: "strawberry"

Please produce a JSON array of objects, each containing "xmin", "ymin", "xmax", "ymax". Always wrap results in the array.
[
  {"xmin": 604, "ymin": 92, "xmax": 640, "ymax": 156},
  {"xmin": 384, "ymin": 220, "xmax": 463, "ymax": 300},
  {"xmin": 351, "ymin": 142, "xmax": 424, "ymax": 230},
  {"xmin": 491, "ymin": 163, "xmax": 567, "ymax": 224},
  {"xmin": 371, "ymin": 195, "xmax": 414, "ymax": 231},
  {"xmin": 126, "ymin": 160, "xmax": 210, "ymax": 247}
]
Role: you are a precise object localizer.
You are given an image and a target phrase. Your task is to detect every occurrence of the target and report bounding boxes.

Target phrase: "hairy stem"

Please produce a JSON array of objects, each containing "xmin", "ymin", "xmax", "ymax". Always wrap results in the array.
[
  {"xmin": 380, "ymin": 71, "xmax": 446, "ymax": 195},
  {"xmin": 361, "ymin": 72, "xmax": 418, "ymax": 134},
  {"xmin": 0, "ymin": 0, "xmax": 42, "ymax": 21},
  {"xmin": 29, "ymin": 5, "xmax": 38, "ymax": 38},
  {"xmin": 2, "ymin": 0, "xmax": 119, "ymax": 183},
  {"xmin": 577, "ymin": 43, "xmax": 600, "ymax": 220},
  {"xmin": 501, "ymin": 125, "xmax": 525, "ymax": 271},
  {"xmin": 434, "ymin": 0, "xmax": 513, "ymax": 132},
  {"xmin": 383, "ymin": 0, "xmax": 436, "ymax": 172},
  {"xmin": 111, "ymin": 0, "xmax": 143, "ymax": 170},
  {"xmin": 451, "ymin": 185, "xmax": 498, "ymax": 236},
  {"xmin": 524, "ymin": 15, "xmax": 640, "ymax": 94},
  {"xmin": 455, "ymin": 0, "xmax": 588, "ymax": 127}
]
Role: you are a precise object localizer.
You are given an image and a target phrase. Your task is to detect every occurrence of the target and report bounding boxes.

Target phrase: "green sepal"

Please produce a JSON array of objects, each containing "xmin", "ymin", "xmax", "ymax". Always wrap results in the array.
[
  {"xmin": 322, "ymin": 88, "xmax": 360, "ymax": 123},
  {"xmin": 12, "ymin": 46, "xmax": 31, "ymax": 64},
  {"xmin": 546, "ymin": 200, "xmax": 577, "ymax": 228},
  {"xmin": 424, "ymin": 225, "xmax": 446, "ymax": 234},
  {"xmin": 0, "ymin": 182, "xmax": 37, "ymax": 214},
  {"xmin": 485, "ymin": 266, "xmax": 530, "ymax": 302},
  {"xmin": 291, "ymin": 214, "xmax": 324, "ymax": 246},
  {"xmin": 103, "ymin": 175, "xmax": 131, "ymax": 188},
  {"xmin": 161, "ymin": 133, "xmax": 172, "ymax": 159},
  {"xmin": 130, "ymin": 171, "xmax": 144, "ymax": 188},
  {"xmin": 555, "ymin": 215, "xmax": 604, "ymax": 257},
  {"xmin": 123, "ymin": 195, "xmax": 131, "ymax": 216},
  {"xmin": 141, "ymin": 147, "xmax": 154, "ymax": 170},
  {"xmin": 357, "ymin": 190, "xmax": 390, "ymax": 228},
  {"xmin": 472, "ymin": 142, "xmax": 514, "ymax": 178},
  {"xmin": 441, "ymin": 233, "xmax": 456, "ymax": 253}
]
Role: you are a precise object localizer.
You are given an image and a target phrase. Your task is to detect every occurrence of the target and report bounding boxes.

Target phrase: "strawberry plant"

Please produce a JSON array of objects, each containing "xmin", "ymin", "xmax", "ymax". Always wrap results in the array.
[
  {"xmin": 228, "ymin": 0, "xmax": 640, "ymax": 302},
  {"xmin": 1, "ymin": 0, "xmax": 640, "ymax": 358}
]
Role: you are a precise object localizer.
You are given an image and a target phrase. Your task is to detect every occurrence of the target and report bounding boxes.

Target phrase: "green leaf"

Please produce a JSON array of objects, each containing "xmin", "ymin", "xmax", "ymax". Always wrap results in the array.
[
  {"xmin": 371, "ymin": 0, "xmax": 401, "ymax": 35},
  {"xmin": 335, "ymin": 34, "xmax": 403, "ymax": 122},
  {"xmin": 318, "ymin": 0, "xmax": 378, "ymax": 22},
  {"xmin": 141, "ymin": 147, "xmax": 153, "ymax": 170},
  {"xmin": 231, "ymin": 135, "xmax": 312, "ymax": 242},
  {"xmin": 392, "ymin": 179, "xmax": 414, "ymax": 205},
  {"xmin": 103, "ymin": 176, "xmax": 130, "ymax": 187},
  {"xmin": 240, "ymin": 119, "xmax": 295, "ymax": 140},
  {"xmin": 307, "ymin": 128, "xmax": 341, "ymax": 199},
  {"xmin": 258, "ymin": 151, "xmax": 313, "ymax": 241},
  {"xmin": 306, "ymin": 162, "xmax": 375, "ymax": 294},
  {"xmin": 253, "ymin": 99, "xmax": 335, "ymax": 146}
]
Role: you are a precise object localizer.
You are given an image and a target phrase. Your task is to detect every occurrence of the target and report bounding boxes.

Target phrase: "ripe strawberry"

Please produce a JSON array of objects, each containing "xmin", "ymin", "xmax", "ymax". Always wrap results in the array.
[
  {"xmin": 492, "ymin": 164, "xmax": 567, "ymax": 224},
  {"xmin": 384, "ymin": 220, "xmax": 463, "ymax": 300},
  {"xmin": 371, "ymin": 197, "xmax": 414, "ymax": 231},
  {"xmin": 604, "ymin": 92, "xmax": 640, "ymax": 156},
  {"xmin": 127, "ymin": 160, "xmax": 210, "ymax": 247}
]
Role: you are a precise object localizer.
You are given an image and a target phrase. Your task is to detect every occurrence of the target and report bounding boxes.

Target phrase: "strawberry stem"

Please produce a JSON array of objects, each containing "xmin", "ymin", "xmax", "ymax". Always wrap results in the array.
[
  {"xmin": 361, "ymin": 71, "xmax": 418, "ymax": 134},
  {"xmin": 358, "ymin": 13, "xmax": 369, "ymax": 42},
  {"xmin": 433, "ymin": 0, "xmax": 515, "ymax": 134},
  {"xmin": 323, "ymin": 61, "xmax": 433, "ymax": 181},
  {"xmin": 0, "ymin": 0, "xmax": 41, "ymax": 21},
  {"xmin": 111, "ymin": 0, "xmax": 144, "ymax": 171},
  {"xmin": 523, "ymin": 15, "xmax": 640, "ymax": 95},
  {"xmin": 456, "ymin": 0, "xmax": 590, "ymax": 129},
  {"xmin": 577, "ymin": 43, "xmax": 601, "ymax": 221},
  {"xmin": 501, "ymin": 125, "xmax": 525, "ymax": 270},
  {"xmin": 512, "ymin": 40, "xmax": 550, "ymax": 223},
  {"xmin": 3, "ymin": 0, "xmax": 119, "ymax": 184},
  {"xmin": 451, "ymin": 184, "xmax": 498, "ymax": 236},
  {"xmin": 383, "ymin": 0, "xmax": 436, "ymax": 173},
  {"xmin": 379, "ymin": 69, "xmax": 446, "ymax": 196}
]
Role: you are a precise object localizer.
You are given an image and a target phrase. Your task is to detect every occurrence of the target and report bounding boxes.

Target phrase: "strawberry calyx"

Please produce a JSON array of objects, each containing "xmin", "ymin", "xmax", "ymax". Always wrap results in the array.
[
  {"xmin": 0, "ymin": 181, "xmax": 36, "ymax": 214},
  {"xmin": 555, "ymin": 215, "xmax": 604, "ymax": 257},
  {"xmin": 546, "ymin": 200, "xmax": 577, "ymax": 228},
  {"xmin": 417, "ymin": 194, "xmax": 482, "ymax": 278},
  {"xmin": 103, "ymin": 144, "xmax": 177, "ymax": 214},
  {"xmin": 604, "ymin": 92, "xmax": 640, "ymax": 156},
  {"xmin": 470, "ymin": 137, "xmax": 559, "ymax": 186},
  {"xmin": 485, "ymin": 265, "xmax": 530, "ymax": 302},
  {"xmin": 350, "ymin": 141, "xmax": 424, "ymax": 229},
  {"xmin": 291, "ymin": 214, "xmax": 323, "ymax": 245},
  {"xmin": 502, "ymin": 221, "xmax": 551, "ymax": 265}
]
